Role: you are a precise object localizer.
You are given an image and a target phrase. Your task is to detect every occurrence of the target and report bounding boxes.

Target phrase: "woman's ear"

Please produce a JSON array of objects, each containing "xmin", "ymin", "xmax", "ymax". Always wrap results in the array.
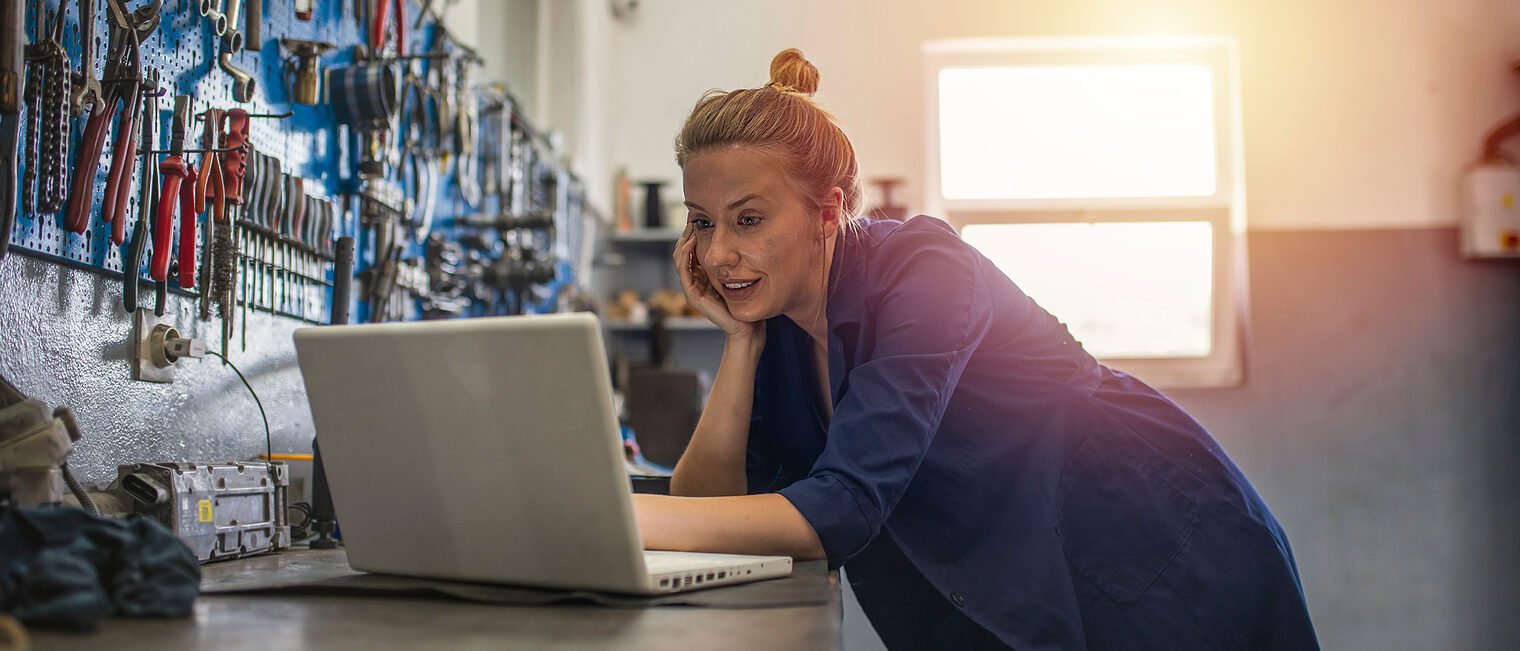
[{"xmin": 818, "ymin": 187, "xmax": 844, "ymax": 241}]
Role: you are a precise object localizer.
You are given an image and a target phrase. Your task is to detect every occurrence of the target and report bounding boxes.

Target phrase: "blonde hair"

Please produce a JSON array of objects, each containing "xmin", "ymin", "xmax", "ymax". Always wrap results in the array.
[{"xmin": 675, "ymin": 49, "xmax": 863, "ymax": 225}]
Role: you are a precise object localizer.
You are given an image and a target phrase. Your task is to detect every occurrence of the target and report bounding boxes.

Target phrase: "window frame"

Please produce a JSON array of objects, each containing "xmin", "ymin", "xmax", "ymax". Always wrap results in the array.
[{"xmin": 922, "ymin": 35, "xmax": 1248, "ymax": 388}]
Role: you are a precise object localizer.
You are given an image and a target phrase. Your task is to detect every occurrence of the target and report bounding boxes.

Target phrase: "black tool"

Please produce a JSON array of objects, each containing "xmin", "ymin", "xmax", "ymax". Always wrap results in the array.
[
  {"xmin": 122, "ymin": 67, "xmax": 158, "ymax": 312},
  {"xmin": 22, "ymin": 5, "xmax": 71, "ymax": 215}
]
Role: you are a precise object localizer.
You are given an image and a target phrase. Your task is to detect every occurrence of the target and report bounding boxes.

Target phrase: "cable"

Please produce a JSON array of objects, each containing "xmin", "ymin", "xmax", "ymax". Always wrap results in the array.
[
  {"xmin": 204, "ymin": 351, "xmax": 271, "ymax": 462},
  {"xmin": 61, "ymin": 462, "xmax": 99, "ymax": 515}
]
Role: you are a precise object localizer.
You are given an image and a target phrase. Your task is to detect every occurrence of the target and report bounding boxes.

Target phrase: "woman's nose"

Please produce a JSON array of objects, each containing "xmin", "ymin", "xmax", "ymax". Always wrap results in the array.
[{"xmin": 702, "ymin": 227, "xmax": 740, "ymax": 268}]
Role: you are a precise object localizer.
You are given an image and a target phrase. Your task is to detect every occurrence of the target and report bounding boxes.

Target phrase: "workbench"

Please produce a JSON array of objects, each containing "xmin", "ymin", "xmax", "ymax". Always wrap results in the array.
[{"xmin": 27, "ymin": 548, "xmax": 842, "ymax": 650}]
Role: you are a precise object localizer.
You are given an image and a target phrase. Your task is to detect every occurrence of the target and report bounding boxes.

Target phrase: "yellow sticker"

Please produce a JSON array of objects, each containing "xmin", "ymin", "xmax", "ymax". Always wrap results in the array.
[
  {"xmin": 1505, "ymin": 193, "xmax": 1515, "ymax": 209},
  {"xmin": 198, "ymin": 499, "xmax": 213, "ymax": 523}
]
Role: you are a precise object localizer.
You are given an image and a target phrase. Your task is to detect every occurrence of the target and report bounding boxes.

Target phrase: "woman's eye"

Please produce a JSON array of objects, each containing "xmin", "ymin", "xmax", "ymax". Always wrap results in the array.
[
  {"xmin": 738, "ymin": 215, "xmax": 761, "ymax": 227},
  {"xmin": 689, "ymin": 217, "xmax": 713, "ymax": 230}
]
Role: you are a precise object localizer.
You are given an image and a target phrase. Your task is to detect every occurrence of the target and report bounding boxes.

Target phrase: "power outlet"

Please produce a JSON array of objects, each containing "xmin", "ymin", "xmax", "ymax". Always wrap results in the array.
[{"xmin": 132, "ymin": 309, "xmax": 180, "ymax": 383}]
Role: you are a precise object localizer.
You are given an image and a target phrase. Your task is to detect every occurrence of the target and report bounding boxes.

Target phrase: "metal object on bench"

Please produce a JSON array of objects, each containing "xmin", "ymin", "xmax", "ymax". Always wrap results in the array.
[{"xmin": 106, "ymin": 461, "xmax": 290, "ymax": 563}]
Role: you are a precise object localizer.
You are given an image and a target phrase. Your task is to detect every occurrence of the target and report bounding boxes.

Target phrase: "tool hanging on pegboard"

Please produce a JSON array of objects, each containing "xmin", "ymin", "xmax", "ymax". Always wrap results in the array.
[{"xmin": 4, "ymin": 0, "xmax": 593, "ymax": 328}]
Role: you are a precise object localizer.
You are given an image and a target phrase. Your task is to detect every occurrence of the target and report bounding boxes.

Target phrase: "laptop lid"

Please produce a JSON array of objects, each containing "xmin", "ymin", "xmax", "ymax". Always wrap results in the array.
[{"xmin": 293, "ymin": 313, "xmax": 652, "ymax": 593}]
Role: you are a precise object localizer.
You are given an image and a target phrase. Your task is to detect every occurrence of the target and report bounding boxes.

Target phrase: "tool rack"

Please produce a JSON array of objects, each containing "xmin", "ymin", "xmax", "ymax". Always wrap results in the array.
[{"xmin": 3, "ymin": 0, "xmax": 593, "ymax": 330}]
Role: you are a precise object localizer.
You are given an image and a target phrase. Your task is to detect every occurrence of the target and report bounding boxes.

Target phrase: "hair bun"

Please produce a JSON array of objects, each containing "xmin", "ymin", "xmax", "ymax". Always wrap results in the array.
[{"xmin": 768, "ymin": 48, "xmax": 820, "ymax": 96}]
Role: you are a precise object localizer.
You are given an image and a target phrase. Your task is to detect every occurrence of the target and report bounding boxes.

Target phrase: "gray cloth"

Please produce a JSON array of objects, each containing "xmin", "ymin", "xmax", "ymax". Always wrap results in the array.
[{"xmin": 0, "ymin": 507, "xmax": 201, "ymax": 630}]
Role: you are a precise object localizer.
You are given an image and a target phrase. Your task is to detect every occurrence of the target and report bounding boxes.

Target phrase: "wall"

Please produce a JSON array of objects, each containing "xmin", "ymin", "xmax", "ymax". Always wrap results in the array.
[
  {"xmin": 608, "ymin": 0, "xmax": 1520, "ymax": 231},
  {"xmin": 600, "ymin": 1, "xmax": 1520, "ymax": 649}
]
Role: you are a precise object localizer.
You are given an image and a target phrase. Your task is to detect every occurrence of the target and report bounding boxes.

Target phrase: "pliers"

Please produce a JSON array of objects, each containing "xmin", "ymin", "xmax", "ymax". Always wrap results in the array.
[
  {"xmin": 371, "ymin": 0, "xmax": 405, "ymax": 57},
  {"xmin": 64, "ymin": 0, "xmax": 160, "ymax": 242},
  {"xmin": 152, "ymin": 95, "xmax": 196, "ymax": 284}
]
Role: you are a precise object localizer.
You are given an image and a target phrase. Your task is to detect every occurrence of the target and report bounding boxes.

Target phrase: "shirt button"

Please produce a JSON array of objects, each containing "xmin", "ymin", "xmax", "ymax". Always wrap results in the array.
[{"xmin": 951, "ymin": 592, "xmax": 965, "ymax": 607}]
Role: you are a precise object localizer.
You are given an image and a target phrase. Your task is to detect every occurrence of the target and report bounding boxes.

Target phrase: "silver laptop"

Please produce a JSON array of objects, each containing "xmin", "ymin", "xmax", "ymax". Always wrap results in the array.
[{"xmin": 292, "ymin": 312, "xmax": 792, "ymax": 595}]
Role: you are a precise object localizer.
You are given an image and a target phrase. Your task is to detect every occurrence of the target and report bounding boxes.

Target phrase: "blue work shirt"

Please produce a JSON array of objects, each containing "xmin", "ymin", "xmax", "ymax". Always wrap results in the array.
[{"xmin": 746, "ymin": 216, "xmax": 1319, "ymax": 650}]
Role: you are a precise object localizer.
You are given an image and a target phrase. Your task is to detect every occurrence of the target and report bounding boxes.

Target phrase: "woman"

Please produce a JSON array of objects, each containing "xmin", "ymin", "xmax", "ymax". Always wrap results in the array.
[{"xmin": 631, "ymin": 48, "xmax": 1319, "ymax": 650}]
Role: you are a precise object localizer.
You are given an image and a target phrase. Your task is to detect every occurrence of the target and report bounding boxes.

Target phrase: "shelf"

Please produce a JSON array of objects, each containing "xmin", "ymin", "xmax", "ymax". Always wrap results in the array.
[
  {"xmin": 605, "ymin": 317, "xmax": 718, "ymax": 331},
  {"xmin": 609, "ymin": 229, "xmax": 683, "ymax": 244}
]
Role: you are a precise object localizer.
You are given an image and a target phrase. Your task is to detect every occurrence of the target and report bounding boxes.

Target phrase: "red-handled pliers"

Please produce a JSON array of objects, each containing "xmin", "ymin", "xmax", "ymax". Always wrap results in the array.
[
  {"xmin": 64, "ymin": 0, "xmax": 160, "ymax": 240},
  {"xmin": 371, "ymin": 0, "xmax": 405, "ymax": 57},
  {"xmin": 151, "ymin": 95, "xmax": 197, "ymax": 285}
]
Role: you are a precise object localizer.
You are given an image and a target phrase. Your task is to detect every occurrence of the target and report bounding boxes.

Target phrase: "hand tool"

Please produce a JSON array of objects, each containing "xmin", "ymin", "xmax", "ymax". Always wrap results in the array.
[
  {"xmin": 196, "ymin": 110, "xmax": 225, "ymax": 319},
  {"xmin": 122, "ymin": 67, "xmax": 157, "ymax": 312},
  {"xmin": 64, "ymin": 0, "xmax": 160, "ymax": 238},
  {"xmin": 370, "ymin": 0, "xmax": 404, "ymax": 58},
  {"xmin": 221, "ymin": 0, "xmax": 244, "ymax": 53},
  {"xmin": 0, "ymin": 0, "xmax": 22, "ymax": 259},
  {"xmin": 214, "ymin": 0, "xmax": 253, "ymax": 102},
  {"xmin": 69, "ymin": 0, "xmax": 104, "ymax": 117},
  {"xmin": 218, "ymin": 109, "xmax": 249, "ymax": 202},
  {"xmin": 199, "ymin": 0, "xmax": 228, "ymax": 37},
  {"xmin": 98, "ymin": 0, "xmax": 160, "ymax": 243},
  {"xmin": 244, "ymin": 0, "xmax": 260, "ymax": 49},
  {"xmin": 330, "ymin": 234, "xmax": 354, "ymax": 325},
  {"xmin": 279, "ymin": 38, "xmax": 335, "ymax": 105},
  {"xmin": 23, "ymin": 6, "xmax": 71, "ymax": 215},
  {"xmin": 151, "ymin": 95, "xmax": 195, "ymax": 284}
]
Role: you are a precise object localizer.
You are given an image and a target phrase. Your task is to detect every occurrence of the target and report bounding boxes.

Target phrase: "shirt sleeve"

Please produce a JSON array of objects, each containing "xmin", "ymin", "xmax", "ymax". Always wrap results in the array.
[{"xmin": 779, "ymin": 222, "xmax": 995, "ymax": 566}]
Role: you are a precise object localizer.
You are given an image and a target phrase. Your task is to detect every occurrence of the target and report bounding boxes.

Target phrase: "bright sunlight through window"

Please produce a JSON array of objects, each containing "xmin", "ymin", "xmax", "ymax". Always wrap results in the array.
[
  {"xmin": 961, "ymin": 222, "xmax": 1214, "ymax": 358},
  {"xmin": 938, "ymin": 65, "xmax": 1217, "ymax": 200}
]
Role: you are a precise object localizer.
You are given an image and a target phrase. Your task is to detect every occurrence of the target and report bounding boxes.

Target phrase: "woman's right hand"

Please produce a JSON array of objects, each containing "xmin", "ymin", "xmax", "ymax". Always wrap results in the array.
[{"xmin": 675, "ymin": 224, "xmax": 765, "ymax": 342}]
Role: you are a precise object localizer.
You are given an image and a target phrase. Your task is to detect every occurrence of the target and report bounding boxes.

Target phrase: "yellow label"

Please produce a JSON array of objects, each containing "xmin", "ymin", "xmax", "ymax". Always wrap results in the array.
[
  {"xmin": 197, "ymin": 499, "xmax": 213, "ymax": 523},
  {"xmin": 1505, "ymin": 193, "xmax": 1515, "ymax": 209}
]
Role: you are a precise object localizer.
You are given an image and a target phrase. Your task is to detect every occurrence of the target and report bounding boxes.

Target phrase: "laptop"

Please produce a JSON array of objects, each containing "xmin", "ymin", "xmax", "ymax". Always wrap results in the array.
[{"xmin": 292, "ymin": 312, "xmax": 793, "ymax": 595}]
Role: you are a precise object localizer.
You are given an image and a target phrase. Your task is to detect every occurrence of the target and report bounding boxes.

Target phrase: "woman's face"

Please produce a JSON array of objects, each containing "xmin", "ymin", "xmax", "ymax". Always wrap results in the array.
[{"xmin": 682, "ymin": 147, "xmax": 827, "ymax": 324}]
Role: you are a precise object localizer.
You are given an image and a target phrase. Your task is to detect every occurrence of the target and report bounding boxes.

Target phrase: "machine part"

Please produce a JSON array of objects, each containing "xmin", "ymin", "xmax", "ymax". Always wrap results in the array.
[
  {"xmin": 108, "ymin": 461, "xmax": 290, "ymax": 563},
  {"xmin": 328, "ymin": 62, "xmax": 399, "ymax": 125},
  {"xmin": 308, "ymin": 440, "xmax": 336, "ymax": 549},
  {"xmin": 279, "ymin": 38, "xmax": 335, "ymax": 105},
  {"xmin": 0, "ymin": 373, "xmax": 81, "ymax": 510},
  {"xmin": 131, "ymin": 307, "xmax": 204, "ymax": 383}
]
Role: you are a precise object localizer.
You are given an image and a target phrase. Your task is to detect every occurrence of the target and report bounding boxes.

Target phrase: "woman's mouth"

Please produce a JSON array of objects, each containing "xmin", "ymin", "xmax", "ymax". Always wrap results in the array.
[{"xmin": 721, "ymin": 278, "xmax": 760, "ymax": 301}]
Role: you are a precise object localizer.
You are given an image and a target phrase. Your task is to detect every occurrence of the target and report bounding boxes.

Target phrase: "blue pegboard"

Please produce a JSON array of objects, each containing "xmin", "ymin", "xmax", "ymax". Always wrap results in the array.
[{"xmin": 5, "ymin": 0, "xmax": 591, "ymax": 324}]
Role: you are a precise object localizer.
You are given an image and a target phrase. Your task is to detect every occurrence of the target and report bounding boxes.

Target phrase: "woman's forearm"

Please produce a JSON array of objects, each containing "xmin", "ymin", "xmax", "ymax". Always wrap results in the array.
[
  {"xmin": 670, "ymin": 332, "xmax": 766, "ymax": 497},
  {"xmin": 634, "ymin": 493, "xmax": 826, "ymax": 560}
]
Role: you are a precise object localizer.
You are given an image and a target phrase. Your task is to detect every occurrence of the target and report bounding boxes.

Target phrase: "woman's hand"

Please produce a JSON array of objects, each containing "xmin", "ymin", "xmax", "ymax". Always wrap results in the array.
[{"xmin": 675, "ymin": 225, "xmax": 765, "ymax": 342}]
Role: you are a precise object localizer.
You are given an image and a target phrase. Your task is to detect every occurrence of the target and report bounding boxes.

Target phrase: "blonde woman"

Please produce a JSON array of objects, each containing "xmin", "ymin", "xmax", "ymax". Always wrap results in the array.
[{"xmin": 632, "ymin": 49, "xmax": 1319, "ymax": 650}]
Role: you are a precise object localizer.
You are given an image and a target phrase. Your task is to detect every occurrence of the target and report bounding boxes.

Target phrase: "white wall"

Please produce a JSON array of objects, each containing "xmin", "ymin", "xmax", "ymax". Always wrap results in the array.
[{"xmin": 605, "ymin": 0, "xmax": 1520, "ymax": 230}]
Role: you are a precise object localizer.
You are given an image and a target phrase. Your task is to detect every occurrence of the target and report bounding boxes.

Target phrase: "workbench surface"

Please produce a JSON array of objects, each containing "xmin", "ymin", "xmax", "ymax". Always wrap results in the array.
[{"xmin": 27, "ymin": 548, "xmax": 842, "ymax": 650}]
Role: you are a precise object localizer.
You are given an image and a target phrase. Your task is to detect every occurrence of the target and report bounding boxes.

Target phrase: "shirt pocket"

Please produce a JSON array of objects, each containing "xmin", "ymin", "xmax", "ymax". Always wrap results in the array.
[{"xmin": 1056, "ymin": 426, "xmax": 1202, "ymax": 604}]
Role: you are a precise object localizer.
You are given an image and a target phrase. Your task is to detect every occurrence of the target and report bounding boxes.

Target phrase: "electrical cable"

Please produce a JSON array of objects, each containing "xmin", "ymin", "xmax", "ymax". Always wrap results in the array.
[
  {"xmin": 60, "ymin": 462, "xmax": 99, "ymax": 515},
  {"xmin": 204, "ymin": 350, "xmax": 271, "ymax": 462}
]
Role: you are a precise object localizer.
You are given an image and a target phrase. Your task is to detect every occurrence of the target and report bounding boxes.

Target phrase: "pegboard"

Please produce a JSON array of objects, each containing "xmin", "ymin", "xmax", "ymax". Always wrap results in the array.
[{"xmin": 5, "ymin": 0, "xmax": 593, "ymax": 326}]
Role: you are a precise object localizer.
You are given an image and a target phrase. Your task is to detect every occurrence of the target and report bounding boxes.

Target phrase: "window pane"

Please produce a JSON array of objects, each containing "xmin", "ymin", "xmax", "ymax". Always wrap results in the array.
[
  {"xmin": 961, "ymin": 222, "xmax": 1213, "ymax": 358},
  {"xmin": 938, "ymin": 65, "xmax": 1217, "ymax": 200}
]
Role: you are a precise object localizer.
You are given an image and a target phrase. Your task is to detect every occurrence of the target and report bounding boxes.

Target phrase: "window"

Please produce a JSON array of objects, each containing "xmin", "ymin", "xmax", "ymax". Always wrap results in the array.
[{"xmin": 924, "ymin": 36, "xmax": 1247, "ymax": 388}]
